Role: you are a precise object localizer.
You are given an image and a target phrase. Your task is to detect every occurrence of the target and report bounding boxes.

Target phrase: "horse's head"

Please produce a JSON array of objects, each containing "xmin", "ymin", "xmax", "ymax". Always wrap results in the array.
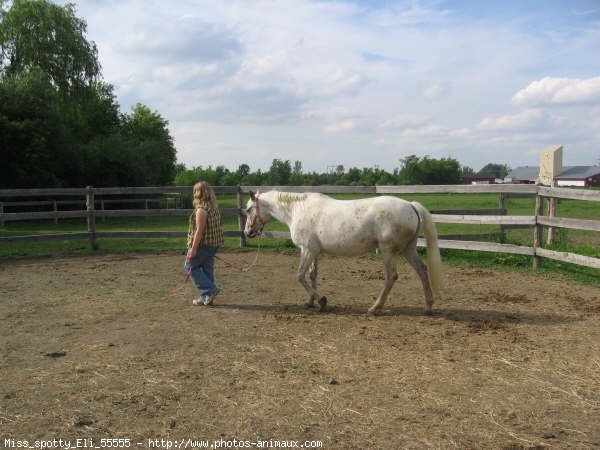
[{"xmin": 244, "ymin": 190, "xmax": 270, "ymax": 238}]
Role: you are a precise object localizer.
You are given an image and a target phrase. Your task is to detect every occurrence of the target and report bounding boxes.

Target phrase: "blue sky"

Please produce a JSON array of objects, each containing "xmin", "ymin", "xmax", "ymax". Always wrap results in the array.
[{"xmin": 64, "ymin": 0, "xmax": 600, "ymax": 172}]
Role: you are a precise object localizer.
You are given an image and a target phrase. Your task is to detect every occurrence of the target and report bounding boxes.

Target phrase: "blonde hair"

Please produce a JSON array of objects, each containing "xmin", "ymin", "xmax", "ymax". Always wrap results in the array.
[{"xmin": 192, "ymin": 181, "xmax": 218, "ymax": 209}]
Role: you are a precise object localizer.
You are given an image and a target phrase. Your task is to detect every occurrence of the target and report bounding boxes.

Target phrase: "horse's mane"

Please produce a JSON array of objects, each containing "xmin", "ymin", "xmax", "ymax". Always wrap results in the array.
[{"xmin": 275, "ymin": 191, "xmax": 307, "ymax": 207}]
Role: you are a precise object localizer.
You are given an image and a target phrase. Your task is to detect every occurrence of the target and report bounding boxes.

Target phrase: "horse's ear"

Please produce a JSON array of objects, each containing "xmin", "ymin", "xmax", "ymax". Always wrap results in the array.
[{"xmin": 249, "ymin": 190, "xmax": 256, "ymax": 201}]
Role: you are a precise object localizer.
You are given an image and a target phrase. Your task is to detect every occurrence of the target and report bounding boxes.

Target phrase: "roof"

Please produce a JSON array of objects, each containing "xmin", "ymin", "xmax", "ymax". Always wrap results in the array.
[
  {"xmin": 508, "ymin": 165, "xmax": 600, "ymax": 181},
  {"xmin": 508, "ymin": 166, "xmax": 539, "ymax": 181},
  {"xmin": 556, "ymin": 166, "xmax": 600, "ymax": 179}
]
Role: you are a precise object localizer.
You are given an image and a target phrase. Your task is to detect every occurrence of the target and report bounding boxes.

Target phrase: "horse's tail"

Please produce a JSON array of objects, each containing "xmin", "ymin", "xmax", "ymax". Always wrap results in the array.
[{"xmin": 411, "ymin": 201, "xmax": 443, "ymax": 300}]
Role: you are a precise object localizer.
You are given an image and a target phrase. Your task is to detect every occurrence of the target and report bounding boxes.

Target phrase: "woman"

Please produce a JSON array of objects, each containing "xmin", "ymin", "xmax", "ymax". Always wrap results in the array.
[{"xmin": 185, "ymin": 181, "xmax": 224, "ymax": 306}]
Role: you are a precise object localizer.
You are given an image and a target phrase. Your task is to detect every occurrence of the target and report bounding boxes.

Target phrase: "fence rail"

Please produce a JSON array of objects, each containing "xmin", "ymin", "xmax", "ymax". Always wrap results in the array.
[{"xmin": 1, "ymin": 184, "xmax": 598, "ymax": 269}]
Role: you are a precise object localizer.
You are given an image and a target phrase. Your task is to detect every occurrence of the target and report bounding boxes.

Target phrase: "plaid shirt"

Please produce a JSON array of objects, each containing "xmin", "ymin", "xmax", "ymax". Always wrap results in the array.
[{"xmin": 187, "ymin": 204, "xmax": 224, "ymax": 248}]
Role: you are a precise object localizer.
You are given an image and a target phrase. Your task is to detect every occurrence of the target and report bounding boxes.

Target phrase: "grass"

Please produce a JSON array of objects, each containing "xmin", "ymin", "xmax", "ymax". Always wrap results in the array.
[{"xmin": 1, "ymin": 192, "xmax": 598, "ymax": 284}]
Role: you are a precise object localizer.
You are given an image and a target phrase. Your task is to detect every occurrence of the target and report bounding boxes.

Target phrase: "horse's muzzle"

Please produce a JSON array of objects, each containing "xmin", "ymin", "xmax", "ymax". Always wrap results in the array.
[{"xmin": 245, "ymin": 227, "xmax": 263, "ymax": 238}]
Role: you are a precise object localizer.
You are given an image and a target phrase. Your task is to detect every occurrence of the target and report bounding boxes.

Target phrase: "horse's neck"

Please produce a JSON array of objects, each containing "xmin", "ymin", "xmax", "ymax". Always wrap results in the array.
[{"xmin": 264, "ymin": 193, "xmax": 298, "ymax": 227}]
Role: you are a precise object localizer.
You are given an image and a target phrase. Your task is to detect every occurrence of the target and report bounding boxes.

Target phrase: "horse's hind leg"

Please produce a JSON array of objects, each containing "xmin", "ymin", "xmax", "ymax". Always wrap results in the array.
[
  {"xmin": 309, "ymin": 258, "xmax": 318, "ymax": 290},
  {"xmin": 404, "ymin": 245, "xmax": 434, "ymax": 315},
  {"xmin": 368, "ymin": 252, "xmax": 398, "ymax": 315},
  {"xmin": 309, "ymin": 258, "xmax": 327, "ymax": 310},
  {"xmin": 297, "ymin": 249, "xmax": 326, "ymax": 310}
]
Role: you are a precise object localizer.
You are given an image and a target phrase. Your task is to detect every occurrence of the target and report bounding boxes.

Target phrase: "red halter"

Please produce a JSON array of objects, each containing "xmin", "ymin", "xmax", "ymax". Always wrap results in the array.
[{"xmin": 247, "ymin": 194, "xmax": 264, "ymax": 237}]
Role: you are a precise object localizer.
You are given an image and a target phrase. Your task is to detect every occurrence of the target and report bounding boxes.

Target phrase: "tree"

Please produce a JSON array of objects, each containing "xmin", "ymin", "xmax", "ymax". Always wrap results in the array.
[
  {"xmin": 82, "ymin": 133, "xmax": 145, "ymax": 187},
  {"xmin": 289, "ymin": 160, "xmax": 304, "ymax": 185},
  {"xmin": 375, "ymin": 170, "xmax": 396, "ymax": 185},
  {"xmin": 120, "ymin": 104, "xmax": 177, "ymax": 185},
  {"xmin": 241, "ymin": 169, "xmax": 263, "ymax": 186},
  {"xmin": 266, "ymin": 159, "xmax": 292, "ymax": 185},
  {"xmin": 478, "ymin": 163, "xmax": 510, "ymax": 179},
  {"xmin": 0, "ymin": 68, "xmax": 67, "ymax": 187},
  {"xmin": 398, "ymin": 155, "xmax": 423, "ymax": 184},
  {"xmin": 71, "ymin": 82, "xmax": 120, "ymax": 142},
  {"xmin": 236, "ymin": 163, "xmax": 250, "ymax": 179},
  {"xmin": 0, "ymin": 0, "xmax": 100, "ymax": 96},
  {"xmin": 398, "ymin": 155, "xmax": 461, "ymax": 185},
  {"xmin": 460, "ymin": 165, "xmax": 476, "ymax": 178},
  {"xmin": 337, "ymin": 167, "xmax": 362, "ymax": 185}
]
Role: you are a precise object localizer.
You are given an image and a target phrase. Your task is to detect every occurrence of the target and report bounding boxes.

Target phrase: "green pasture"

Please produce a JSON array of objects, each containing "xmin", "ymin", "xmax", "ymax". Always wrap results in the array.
[{"xmin": 1, "ymin": 192, "xmax": 598, "ymax": 284}]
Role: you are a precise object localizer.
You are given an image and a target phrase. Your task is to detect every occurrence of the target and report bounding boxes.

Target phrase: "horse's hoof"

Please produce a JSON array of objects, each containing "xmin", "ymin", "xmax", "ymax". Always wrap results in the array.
[
  {"xmin": 318, "ymin": 296, "xmax": 327, "ymax": 311},
  {"xmin": 304, "ymin": 302, "xmax": 315, "ymax": 309},
  {"xmin": 424, "ymin": 309, "xmax": 433, "ymax": 316},
  {"xmin": 367, "ymin": 307, "xmax": 380, "ymax": 316}
]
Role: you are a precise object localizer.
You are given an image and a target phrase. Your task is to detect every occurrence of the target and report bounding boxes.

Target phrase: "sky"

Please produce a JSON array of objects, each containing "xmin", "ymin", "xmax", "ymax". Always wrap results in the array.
[{"xmin": 61, "ymin": 0, "xmax": 600, "ymax": 172}]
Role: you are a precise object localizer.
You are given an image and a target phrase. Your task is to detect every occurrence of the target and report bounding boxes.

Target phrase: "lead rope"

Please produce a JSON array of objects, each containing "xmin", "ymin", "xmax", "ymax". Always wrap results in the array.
[
  {"xmin": 215, "ymin": 232, "xmax": 263, "ymax": 272},
  {"xmin": 215, "ymin": 194, "xmax": 263, "ymax": 272},
  {"xmin": 170, "ymin": 236, "xmax": 262, "ymax": 298},
  {"xmin": 170, "ymin": 254, "xmax": 192, "ymax": 295}
]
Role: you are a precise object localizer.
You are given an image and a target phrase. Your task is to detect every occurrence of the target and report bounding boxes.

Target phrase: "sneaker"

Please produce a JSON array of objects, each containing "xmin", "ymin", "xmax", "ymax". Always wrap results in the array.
[
  {"xmin": 204, "ymin": 289, "xmax": 220, "ymax": 306},
  {"xmin": 192, "ymin": 296, "xmax": 207, "ymax": 306}
]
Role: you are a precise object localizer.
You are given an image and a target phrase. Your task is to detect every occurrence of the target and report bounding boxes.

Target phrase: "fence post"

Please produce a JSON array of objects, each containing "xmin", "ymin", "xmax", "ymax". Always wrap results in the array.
[
  {"xmin": 237, "ymin": 186, "xmax": 247, "ymax": 248},
  {"xmin": 86, "ymin": 186, "xmax": 98, "ymax": 250},
  {"xmin": 533, "ymin": 191, "xmax": 544, "ymax": 270},
  {"xmin": 498, "ymin": 192, "xmax": 506, "ymax": 244},
  {"xmin": 547, "ymin": 180, "xmax": 557, "ymax": 246},
  {"xmin": 53, "ymin": 200, "xmax": 58, "ymax": 225}
]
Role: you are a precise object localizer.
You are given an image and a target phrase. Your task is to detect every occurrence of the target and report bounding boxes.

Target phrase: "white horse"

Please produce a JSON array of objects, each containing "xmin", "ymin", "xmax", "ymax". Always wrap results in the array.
[{"xmin": 244, "ymin": 190, "xmax": 443, "ymax": 315}]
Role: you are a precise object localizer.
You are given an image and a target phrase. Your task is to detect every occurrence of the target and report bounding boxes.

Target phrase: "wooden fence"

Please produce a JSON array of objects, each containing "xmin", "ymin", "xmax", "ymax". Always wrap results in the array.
[
  {"xmin": 0, "ymin": 197, "xmax": 181, "ymax": 226},
  {"xmin": 0, "ymin": 184, "xmax": 598, "ymax": 270}
]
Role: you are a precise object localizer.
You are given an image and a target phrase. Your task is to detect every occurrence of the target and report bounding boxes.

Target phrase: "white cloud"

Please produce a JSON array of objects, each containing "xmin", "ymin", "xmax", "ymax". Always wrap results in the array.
[
  {"xmin": 423, "ymin": 82, "xmax": 449, "ymax": 99},
  {"xmin": 449, "ymin": 128, "xmax": 470, "ymax": 137},
  {"xmin": 478, "ymin": 109, "xmax": 545, "ymax": 131},
  {"xmin": 378, "ymin": 115, "xmax": 432, "ymax": 130},
  {"xmin": 324, "ymin": 120, "xmax": 356, "ymax": 133},
  {"xmin": 122, "ymin": 17, "xmax": 243, "ymax": 64},
  {"xmin": 571, "ymin": 8, "xmax": 599, "ymax": 16},
  {"xmin": 512, "ymin": 77, "xmax": 600, "ymax": 106},
  {"xmin": 318, "ymin": 71, "xmax": 368, "ymax": 98},
  {"xmin": 244, "ymin": 51, "xmax": 289, "ymax": 77},
  {"xmin": 400, "ymin": 124, "xmax": 446, "ymax": 138}
]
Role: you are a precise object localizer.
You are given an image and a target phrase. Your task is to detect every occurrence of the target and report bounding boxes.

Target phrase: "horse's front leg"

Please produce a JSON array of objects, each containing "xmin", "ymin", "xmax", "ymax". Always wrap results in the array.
[{"xmin": 297, "ymin": 249, "xmax": 326, "ymax": 311}]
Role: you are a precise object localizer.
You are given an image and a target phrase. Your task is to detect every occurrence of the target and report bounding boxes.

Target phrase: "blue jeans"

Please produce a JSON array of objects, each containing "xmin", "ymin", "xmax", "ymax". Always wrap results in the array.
[{"xmin": 185, "ymin": 246, "xmax": 219, "ymax": 297}]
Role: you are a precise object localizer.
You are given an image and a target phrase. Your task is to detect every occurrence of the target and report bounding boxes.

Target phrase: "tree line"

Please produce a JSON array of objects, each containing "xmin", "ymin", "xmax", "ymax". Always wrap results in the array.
[{"xmin": 174, "ymin": 158, "xmax": 511, "ymax": 187}]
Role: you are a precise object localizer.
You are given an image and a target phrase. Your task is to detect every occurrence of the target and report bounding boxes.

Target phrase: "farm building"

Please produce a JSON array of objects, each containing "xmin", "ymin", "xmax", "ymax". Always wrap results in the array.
[
  {"xmin": 507, "ymin": 165, "xmax": 600, "ymax": 186},
  {"xmin": 556, "ymin": 166, "xmax": 600, "ymax": 187},
  {"xmin": 505, "ymin": 166, "xmax": 539, "ymax": 184},
  {"xmin": 462, "ymin": 176, "xmax": 497, "ymax": 185}
]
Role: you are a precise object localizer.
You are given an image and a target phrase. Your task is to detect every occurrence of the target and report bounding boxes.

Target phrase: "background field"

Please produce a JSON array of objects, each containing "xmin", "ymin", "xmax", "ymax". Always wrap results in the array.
[{"xmin": 1, "ymin": 192, "xmax": 598, "ymax": 284}]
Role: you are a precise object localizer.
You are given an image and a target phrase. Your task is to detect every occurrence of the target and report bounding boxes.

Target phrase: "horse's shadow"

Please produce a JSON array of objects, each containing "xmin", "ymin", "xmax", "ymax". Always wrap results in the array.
[{"xmin": 211, "ymin": 302, "xmax": 581, "ymax": 327}]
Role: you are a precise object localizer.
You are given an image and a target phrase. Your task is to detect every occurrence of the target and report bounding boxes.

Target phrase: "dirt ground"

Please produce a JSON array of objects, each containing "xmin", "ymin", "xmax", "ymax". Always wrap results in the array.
[{"xmin": 1, "ymin": 251, "xmax": 599, "ymax": 449}]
